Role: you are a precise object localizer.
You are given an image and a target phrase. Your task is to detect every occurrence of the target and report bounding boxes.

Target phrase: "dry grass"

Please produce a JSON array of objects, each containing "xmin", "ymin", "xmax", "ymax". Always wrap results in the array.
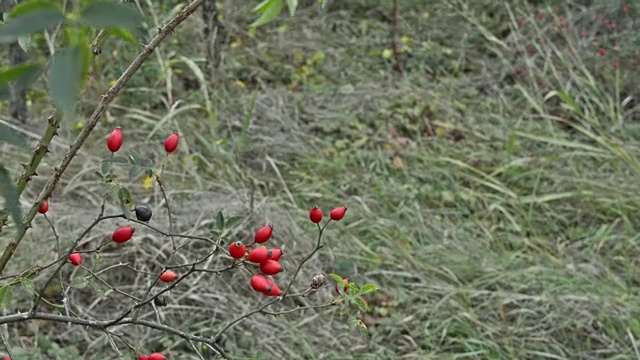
[{"xmin": 2, "ymin": 0, "xmax": 640, "ymax": 359}]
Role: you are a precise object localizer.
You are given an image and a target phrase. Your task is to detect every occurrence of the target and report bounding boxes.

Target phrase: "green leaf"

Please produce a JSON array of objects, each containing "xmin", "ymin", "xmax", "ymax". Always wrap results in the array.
[
  {"xmin": 286, "ymin": 0, "xmax": 298, "ymax": 16},
  {"xmin": 108, "ymin": 156, "xmax": 129, "ymax": 164},
  {"xmin": 129, "ymin": 149, "xmax": 141, "ymax": 165},
  {"xmin": 100, "ymin": 159, "xmax": 112, "ymax": 176},
  {"xmin": 9, "ymin": 0, "xmax": 61, "ymax": 17},
  {"xmin": 225, "ymin": 216, "xmax": 244, "ymax": 229},
  {"xmin": 70, "ymin": 276, "xmax": 88, "ymax": 289},
  {"xmin": 0, "ymin": 63, "xmax": 40, "ymax": 85},
  {"xmin": 48, "ymin": 46, "xmax": 84, "ymax": 114},
  {"xmin": 0, "ymin": 285, "xmax": 13, "ymax": 309},
  {"xmin": 358, "ymin": 284, "xmax": 379, "ymax": 295},
  {"xmin": 351, "ymin": 295, "xmax": 368, "ymax": 312},
  {"xmin": 79, "ymin": 1, "xmax": 144, "ymax": 30},
  {"xmin": 215, "ymin": 211, "xmax": 225, "ymax": 230},
  {"xmin": 128, "ymin": 165, "xmax": 142, "ymax": 180},
  {"xmin": 19, "ymin": 277, "xmax": 36, "ymax": 295},
  {"xmin": 106, "ymin": 26, "xmax": 139, "ymax": 47},
  {"xmin": 0, "ymin": 165, "xmax": 22, "ymax": 226},
  {"xmin": 117, "ymin": 186, "xmax": 133, "ymax": 218},
  {"xmin": 328, "ymin": 273, "xmax": 343, "ymax": 285},
  {"xmin": 0, "ymin": 2, "xmax": 65, "ymax": 42},
  {"xmin": 251, "ymin": 0, "xmax": 283, "ymax": 28},
  {"xmin": 18, "ymin": 34, "xmax": 30, "ymax": 52},
  {"xmin": 0, "ymin": 122, "xmax": 29, "ymax": 150}
]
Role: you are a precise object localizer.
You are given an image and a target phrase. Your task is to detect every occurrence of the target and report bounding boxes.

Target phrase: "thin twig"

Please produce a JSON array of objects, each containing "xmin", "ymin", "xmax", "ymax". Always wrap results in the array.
[{"xmin": 0, "ymin": 0, "xmax": 207, "ymax": 276}]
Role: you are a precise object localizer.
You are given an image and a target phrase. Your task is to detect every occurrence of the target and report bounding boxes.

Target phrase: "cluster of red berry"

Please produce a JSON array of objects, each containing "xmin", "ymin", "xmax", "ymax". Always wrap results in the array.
[
  {"xmin": 231, "ymin": 205, "xmax": 348, "ymax": 297},
  {"xmin": 138, "ymin": 353, "xmax": 166, "ymax": 360}
]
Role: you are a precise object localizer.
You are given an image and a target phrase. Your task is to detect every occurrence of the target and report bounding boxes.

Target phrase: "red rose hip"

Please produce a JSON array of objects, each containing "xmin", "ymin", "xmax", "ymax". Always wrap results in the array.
[
  {"xmin": 112, "ymin": 226, "xmax": 135, "ymax": 243},
  {"xmin": 229, "ymin": 241, "xmax": 246, "ymax": 259},
  {"xmin": 262, "ymin": 278, "xmax": 282, "ymax": 296},
  {"xmin": 138, "ymin": 356, "xmax": 149, "ymax": 360},
  {"xmin": 164, "ymin": 132, "xmax": 179, "ymax": 153},
  {"xmin": 254, "ymin": 224, "xmax": 274, "ymax": 243},
  {"xmin": 259, "ymin": 260, "xmax": 282, "ymax": 275},
  {"xmin": 330, "ymin": 206, "xmax": 348, "ymax": 221},
  {"xmin": 148, "ymin": 354, "xmax": 166, "ymax": 360},
  {"xmin": 309, "ymin": 205, "xmax": 323, "ymax": 223},
  {"xmin": 335, "ymin": 278, "xmax": 349, "ymax": 294},
  {"xmin": 267, "ymin": 248, "xmax": 283, "ymax": 261},
  {"xmin": 68, "ymin": 252, "xmax": 82, "ymax": 266},
  {"xmin": 38, "ymin": 199, "xmax": 49, "ymax": 214},
  {"xmin": 247, "ymin": 246, "xmax": 269, "ymax": 263},
  {"xmin": 250, "ymin": 274, "xmax": 270, "ymax": 292},
  {"xmin": 107, "ymin": 127, "xmax": 123, "ymax": 152},
  {"xmin": 159, "ymin": 270, "xmax": 177, "ymax": 283}
]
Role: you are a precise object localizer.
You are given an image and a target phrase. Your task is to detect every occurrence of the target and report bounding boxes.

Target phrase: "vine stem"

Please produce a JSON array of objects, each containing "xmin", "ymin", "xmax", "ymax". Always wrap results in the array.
[{"xmin": 0, "ymin": 0, "xmax": 206, "ymax": 276}]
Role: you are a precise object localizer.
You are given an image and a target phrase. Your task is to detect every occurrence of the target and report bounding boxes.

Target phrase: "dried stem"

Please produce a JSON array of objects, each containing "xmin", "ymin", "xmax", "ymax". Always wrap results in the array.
[
  {"xmin": 390, "ymin": 0, "xmax": 404, "ymax": 74},
  {"xmin": 0, "ymin": 0, "xmax": 206, "ymax": 276}
]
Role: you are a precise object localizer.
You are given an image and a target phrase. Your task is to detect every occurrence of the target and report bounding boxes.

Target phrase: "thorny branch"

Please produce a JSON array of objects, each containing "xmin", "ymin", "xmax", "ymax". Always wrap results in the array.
[{"xmin": 0, "ymin": 0, "xmax": 207, "ymax": 276}]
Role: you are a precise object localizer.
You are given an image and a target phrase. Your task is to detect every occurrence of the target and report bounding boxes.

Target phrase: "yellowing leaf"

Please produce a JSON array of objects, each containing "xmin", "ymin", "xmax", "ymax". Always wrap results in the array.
[
  {"xmin": 142, "ymin": 176, "xmax": 153, "ymax": 191},
  {"xmin": 435, "ymin": 126, "xmax": 446, "ymax": 137},
  {"xmin": 391, "ymin": 154, "xmax": 405, "ymax": 169},
  {"xmin": 230, "ymin": 39, "xmax": 242, "ymax": 49},
  {"xmin": 381, "ymin": 49, "xmax": 393, "ymax": 58},
  {"xmin": 235, "ymin": 80, "xmax": 246, "ymax": 89},
  {"xmin": 401, "ymin": 35, "xmax": 411, "ymax": 43}
]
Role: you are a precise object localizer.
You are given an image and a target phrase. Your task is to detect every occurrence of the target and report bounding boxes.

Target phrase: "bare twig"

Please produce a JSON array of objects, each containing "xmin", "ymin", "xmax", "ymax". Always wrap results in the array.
[
  {"xmin": 0, "ymin": 0, "xmax": 207, "ymax": 275},
  {"xmin": 390, "ymin": 0, "xmax": 404, "ymax": 74}
]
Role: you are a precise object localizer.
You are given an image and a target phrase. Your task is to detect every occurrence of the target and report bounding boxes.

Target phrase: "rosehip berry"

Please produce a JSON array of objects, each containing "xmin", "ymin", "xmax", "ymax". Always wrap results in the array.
[
  {"xmin": 262, "ymin": 278, "xmax": 282, "ymax": 297},
  {"xmin": 267, "ymin": 248, "xmax": 283, "ymax": 261},
  {"xmin": 259, "ymin": 260, "xmax": 282, "ymax": 275},
  {"xmin": 159, "ymin": 270, "xmax": 177, "ymax": 283},
  {"xmin": 335, "ymin": 278, "xmax": 349, "ymax": 294},
  {"xmin": 229, "ymin": 241, "xmax": 246, "ymax": 259},
  {"xmin": 138, "ymin": 356, "xmax": 149, "ymax": 360},
  {"xmin": 247, "ymin": 246, "xmax": 269, "ymax": 263},
  {"xmin": 148, "ymin": 354, "xmax": 166, "ymax": 360},
  {"xmin": 134, "ymin": 205, "xmax": 153, "ymax": 222},
  {"xmin": 254, "ymin": 224, "xmax": 274, "ymax": 243},
  {"xmin": 599, "ymin": 48, "xmax": 606, "ymax": 56},
  {"xmin": 38, "ymin": 199, "xmax": 49, "ymax": 214},
  {"xmin": 309, "ymin": 205, "xmax": 323, "ymax": 223},
  {"xmin": 250, "ymin": 274, "xmax": 270, "ymax": 292},
  {"xmin": 164, "ymin": 132, "xmax": 179, "ymax": 153},
  {"xmin": 68, "ymin": 252, "xmax": 82, "ymax": 266},
  {"xmin": 107, "ymin": 127, "xmax": 123, "ymax": 153},
  {"xmin": 112, "ymin": 226, "xmax": 135, "ymax": 243},
  {"xmin": 330, "ymin": 206, "xmax": 348, "ymax": 221}
]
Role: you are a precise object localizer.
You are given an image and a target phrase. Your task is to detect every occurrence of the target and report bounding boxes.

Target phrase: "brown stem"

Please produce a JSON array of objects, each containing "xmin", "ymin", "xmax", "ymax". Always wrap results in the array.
[
  {"xmin": 390, "ymin": 0, "xmax": 404, "ymax": 74},
  {"xmin": 0, "ymin": 0, "xmax": 206, "ymax": 276}
]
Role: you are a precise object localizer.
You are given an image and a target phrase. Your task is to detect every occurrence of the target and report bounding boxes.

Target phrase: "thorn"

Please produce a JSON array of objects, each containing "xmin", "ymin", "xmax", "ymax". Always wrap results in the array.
[{"xmin": 20, "ymin": 163, "xmax": 27, "ymax": 169}]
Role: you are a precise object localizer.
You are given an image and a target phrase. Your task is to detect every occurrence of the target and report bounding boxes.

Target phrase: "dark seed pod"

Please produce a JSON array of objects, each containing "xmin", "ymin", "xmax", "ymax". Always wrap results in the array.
[
  {"xmin": 154, "ymin": 295, "xmax": 167, "ymax": 307},
  {"xmin": 135, "ymin": 205, "xmax": 153, "ymax": 222}
]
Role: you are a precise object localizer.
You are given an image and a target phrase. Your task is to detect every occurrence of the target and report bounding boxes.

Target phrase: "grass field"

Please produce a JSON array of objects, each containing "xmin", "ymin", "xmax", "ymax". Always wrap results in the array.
[{"xmin": 2, "ymin": 0, "xmax": 640, "ymax": 359}]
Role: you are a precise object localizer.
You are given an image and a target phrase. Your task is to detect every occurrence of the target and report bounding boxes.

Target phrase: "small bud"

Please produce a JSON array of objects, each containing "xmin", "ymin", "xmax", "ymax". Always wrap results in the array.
[{"xmin": 310, "ymin": 274, "xmax": 325, "ymax": 289}]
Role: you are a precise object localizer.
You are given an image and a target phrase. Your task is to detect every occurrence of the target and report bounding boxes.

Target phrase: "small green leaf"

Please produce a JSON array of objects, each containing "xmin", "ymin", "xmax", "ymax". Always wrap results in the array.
[
  {"xmin": 286, "ymin": 0, "xmax": 298, "ymax": 16},
  {"xmin": 215, "ymin": 211, "xmax": 225, "ymax": 230},
  {"xmin": 129, "ymin": 149, "xmax": 141, "ymax": 165},
  {"xmin": 19, "ymin": 277, "xmax": 36, "ymax": 295},
  {"xmin": 225, "ymin": 216, "xmax": 244, "ymax": 228},
  {"xmin": 0, "ymin": 165, "xmax": 22, "ymax": 226},
  {"xmin": 0, "ymin": 122, "xmax": 29, "ymax": 149},
  {"xmin": 328, "ymin": 273, "xmax": 343, "ymax": 285},
  {"xmin": 48, "ymin": 46, "xmax": 84, "ymax": 114},
  {"xmin": 109, "ymin": 156, "xmax": 129, "ymax": 164},
  {"xmin": 351, "ymin": 295, "xmax": 368, "ymax": 312},
  {"xmin": 106, "ymin": 26, "xmax": 139, "ymax": 47},
  {"xmin": 100, "ymin": 159, "xmax": 112, "ymax": 176},
  {"xmin": 0, "ymin": 63, "xmax": 40, "ymax": 85},
  {"xmin": 70, "ymin": 276, "xmax": 88, "ymax": 289},
  {"xmin": 18, "ymin": 34, "xmax": 30, "ymax": 52},
  {"xmin": 251, "ymin": 0, "xmax": 283, "ymax": 28},
  {"xmin": 128, "ymin": 165, "xmax": 142, "ymax": 180},
  {"xmin": 358, "ymin": 284, "xmax": 379, "ymax": 295},
  {"xmin": 79, "ymin": 1, "xmax": 144, "ymax": 30},
  {"xmin": 117, "ymin": 186, "xmax": 133, "ymax": 218},
  {"xmin": 0, "ymin": 285, "xmax": 13, "ymax": 309},
  {"xmin": 0, "ymin": 3, "xmax": 65, "ymax": 42}
]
